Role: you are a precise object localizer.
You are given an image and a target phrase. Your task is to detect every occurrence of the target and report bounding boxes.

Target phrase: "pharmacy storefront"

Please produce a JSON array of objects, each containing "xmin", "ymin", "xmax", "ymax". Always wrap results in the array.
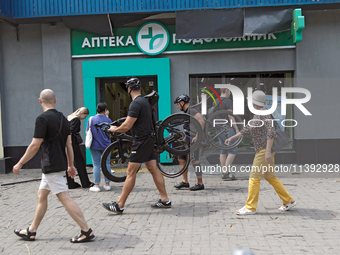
[
  {"xmin": 2, "ymin": 9, "xmax": 339, "ymax": 171},
  {"xmin": 72, "ymin": 20, "xmax": 301, "ymax": 164}
]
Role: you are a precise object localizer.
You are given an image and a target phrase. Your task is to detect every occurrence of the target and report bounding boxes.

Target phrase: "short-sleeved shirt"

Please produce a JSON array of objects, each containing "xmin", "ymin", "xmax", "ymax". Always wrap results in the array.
[
  {"xmin": 33, "ymin": 109, "xmax": 70, "ymax": 174},
  {"xmin": 86, "ymin": 114, "xmax": 112, "ymax": 150},
  {"xmin": 185, "ymin": 106, "xmax": 198, "ymax": 117},
  {"xmin": 218, "ymin": 97, "xmax": 233, "ymax": 111},
  {"xmin": 184, "ymin": 106, "xmax": 199, "ymax": 132},
  {"xmin": 127, "ymin": 95, "xmax": 153, "ymax": 141},
  {"xmin": 69, "ymin": 117, "xmax": 81, "ymax": 134},
  {"xmin": 240, "ymin": 114, "xmax": 277, "ymax": 152}
]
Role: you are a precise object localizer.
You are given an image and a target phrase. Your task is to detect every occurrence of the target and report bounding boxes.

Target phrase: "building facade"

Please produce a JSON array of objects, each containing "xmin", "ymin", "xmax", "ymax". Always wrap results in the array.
[{"xmin": 1, "ymin": 1, "xmax": 339, "ymax": 169}]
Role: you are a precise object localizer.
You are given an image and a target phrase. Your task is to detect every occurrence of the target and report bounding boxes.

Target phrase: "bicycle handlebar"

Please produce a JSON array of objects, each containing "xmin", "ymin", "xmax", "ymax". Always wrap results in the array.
[
  {"xmin": 94, "ymin": 117, "xmax": 131, "ymax": 140},
  {"xmin": 94, "ymin": 117, "xmax": 126, "ymax": 130}
]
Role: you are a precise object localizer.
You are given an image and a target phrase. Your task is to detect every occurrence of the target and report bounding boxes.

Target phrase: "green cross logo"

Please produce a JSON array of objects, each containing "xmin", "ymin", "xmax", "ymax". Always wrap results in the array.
[
  {"xmin": 136, "ymin": 22, "xmax": 170, "ymax": 55},
  {"xmin": 291, "ymin": 9, "xmax": 305, "ymax": 44}
]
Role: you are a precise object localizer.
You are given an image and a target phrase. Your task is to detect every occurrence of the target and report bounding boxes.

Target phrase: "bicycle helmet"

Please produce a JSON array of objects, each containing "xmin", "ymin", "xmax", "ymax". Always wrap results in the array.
[
  {"xmin": 126, "ymin": 77, "xmax": 141, "ymax": 91},
  {"xmin": 174, "ymin": 94, "xmax": 190, "ymax": 104}
]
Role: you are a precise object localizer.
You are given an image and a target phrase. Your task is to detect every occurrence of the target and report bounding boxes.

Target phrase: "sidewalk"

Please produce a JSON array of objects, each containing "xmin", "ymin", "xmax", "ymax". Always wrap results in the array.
[{"xmin": 1, "ymin": 166, "xmax": 340, "ymax": 255}]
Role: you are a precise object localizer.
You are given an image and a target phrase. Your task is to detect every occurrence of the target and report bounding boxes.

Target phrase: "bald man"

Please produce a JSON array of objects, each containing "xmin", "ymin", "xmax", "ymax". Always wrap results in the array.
[{"xmin": 13, "ymin": 89, "xmax": 95, "ymax": 243}]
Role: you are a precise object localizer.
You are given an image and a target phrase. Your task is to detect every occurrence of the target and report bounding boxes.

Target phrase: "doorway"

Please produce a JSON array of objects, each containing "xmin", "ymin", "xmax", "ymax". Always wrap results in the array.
[
  {"xmin": 82, "ymin": 58, "xmax": 171, "ymax": 164},
  {"xmin": 99, "ymin": 76, "xmax": 158, "ymax": 122}
]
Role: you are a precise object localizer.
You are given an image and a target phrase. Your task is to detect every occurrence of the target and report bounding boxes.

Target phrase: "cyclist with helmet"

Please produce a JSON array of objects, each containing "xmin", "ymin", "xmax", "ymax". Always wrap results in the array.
[
  {"xmin": 102, "ymin": 78, "xmax": 171, "ymax": 214},
  {"xmin": 173, "ymin": 94, "xmax": 206, "ymax": 191}
]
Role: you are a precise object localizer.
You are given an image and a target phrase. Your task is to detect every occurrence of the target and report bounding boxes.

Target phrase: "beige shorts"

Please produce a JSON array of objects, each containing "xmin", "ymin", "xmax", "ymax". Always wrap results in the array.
[{"xmin": 39, "ymin": 172, "xmax": 68, "ymax": 195}]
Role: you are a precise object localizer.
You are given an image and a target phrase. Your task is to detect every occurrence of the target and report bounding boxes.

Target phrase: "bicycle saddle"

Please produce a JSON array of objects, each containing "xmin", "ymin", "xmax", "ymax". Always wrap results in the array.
[{"xmin": 144, "ymin": 90, "xmax": 159, "ymax": 106}]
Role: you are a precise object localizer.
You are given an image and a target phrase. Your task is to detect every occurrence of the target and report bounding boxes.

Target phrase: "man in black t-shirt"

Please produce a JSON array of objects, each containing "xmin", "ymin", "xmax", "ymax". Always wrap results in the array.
[
  {"xmin": 13, "ymin": 89, "xmax": 94, "ymax": 243},
  {"xmin": 102, "ymin": 78, "xmax": 171, "ymax": 214},
  {"xmin": 173, "ymin": 94, "xmax": 206, "ymax": 191}
]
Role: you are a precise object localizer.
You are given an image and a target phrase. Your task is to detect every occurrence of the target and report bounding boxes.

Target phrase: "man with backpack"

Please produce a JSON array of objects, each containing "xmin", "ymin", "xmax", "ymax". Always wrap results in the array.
[{"xmin": 102, "ymin": 77, "xmax": 171, "ymax": 213}]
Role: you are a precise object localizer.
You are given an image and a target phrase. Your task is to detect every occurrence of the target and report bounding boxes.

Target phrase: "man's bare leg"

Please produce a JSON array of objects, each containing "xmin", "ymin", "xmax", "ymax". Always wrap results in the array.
[
  {"xmin": 145, "ymin": 160, "xmax": 169, "ymax": 202},
  {"xmin": 117, "ymin": 162, "xmax": 141, "ymax": 208},
  {"xmin": 192, "ymin": 160, "xmax": 203, "ymax": 185},
  {"xmin": 16, "ymin": 189, "xmax": 50, "ymax": 239},
  {"xmin": 57, "ymin": 191, "xmax": 90, "ymax": 231},
  {"xmin": 57, "ymin": 191, "xmax": 94, "ymax": 242},
  {"xmin": 57, "ymin": 191, "xmax": 94, "ymax": 243},
  {"xmin": 178, "ymin": 159, "xmax": 189, "ymax": 183}
]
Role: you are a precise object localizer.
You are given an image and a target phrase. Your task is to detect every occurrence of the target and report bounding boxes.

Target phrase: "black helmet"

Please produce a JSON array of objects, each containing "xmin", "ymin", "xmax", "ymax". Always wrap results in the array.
[
  {"xmin": 126, "ymin": 77, "xmax": 141, "ymax": 90},
  {"xmin": 174, "ymin": 94, "xmax": 190, "ymax": 104}
]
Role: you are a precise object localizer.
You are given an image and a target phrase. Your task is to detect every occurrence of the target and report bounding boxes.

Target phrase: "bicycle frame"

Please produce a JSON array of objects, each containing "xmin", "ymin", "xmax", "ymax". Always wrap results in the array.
[{"xmin": 94, "ymin": 90, "xmax": 203, "ymax": 182}]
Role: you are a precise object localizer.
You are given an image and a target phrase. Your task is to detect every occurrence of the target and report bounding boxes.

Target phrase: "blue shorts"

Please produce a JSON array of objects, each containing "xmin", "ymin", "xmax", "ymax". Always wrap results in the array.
[{"xmin": 218, "ymin": 129, "xmax": 238, "ymax": 155}]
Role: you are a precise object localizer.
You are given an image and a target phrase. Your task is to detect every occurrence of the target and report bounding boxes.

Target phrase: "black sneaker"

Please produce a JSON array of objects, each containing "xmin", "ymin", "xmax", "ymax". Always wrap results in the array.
[
  {"xmin": 102, "ymin": 202, "xmax": 124, "ymax": 214},
  {"xmin": 150, "ymin": 199, "xmax": 172, "ymax": 208},
  {"xmin": 189, "ymin": 183, "xmax": 205, "ymax": 191},
  {"xmin": 174, "ymin": 182, "xmax": 190, "ymax": 189}
]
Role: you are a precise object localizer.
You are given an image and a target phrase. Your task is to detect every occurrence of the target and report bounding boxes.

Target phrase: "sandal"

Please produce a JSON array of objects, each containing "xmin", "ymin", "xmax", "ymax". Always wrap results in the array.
[
  {"xmin": 70, "ymin": 228, "xmax": 95, "ymax": 243},
  {"xmin": 222, "ymin": 173, "xmax": 237, "ymax": 181},
  {"xmin": 278, "ymin": 201, "xmax": 297, "ymax": 211},
  {"xmin": 14, "ymin": 227, "xmax": 36, "ymax": 241},
  {"xmin": 236, "ymin": 206, "xmax": 256, "ymax": 215}
]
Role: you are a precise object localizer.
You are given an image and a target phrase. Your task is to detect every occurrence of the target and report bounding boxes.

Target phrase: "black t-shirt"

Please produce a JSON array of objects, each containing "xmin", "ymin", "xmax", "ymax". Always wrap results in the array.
[
  {"xmin": 183, "ymin": 106, "xmax": 199, "ymax": 132},
  {"xmin": 185, "ymin": 106, "xmax": 198, "ymax": 117},
  {"xmin": 69, "ymin": 117, "xmax": 81, "ymax": 143},
  {"xmin": 127, "ymin": 95, "xmax": 153, "ymax": 141},
  {"xmin": 69, "ymin": 117, "xmax": 81, "ymax": 133},
  {"xmin": 33, "ymin": 109, "xmax": 70, "ymax": 174}
]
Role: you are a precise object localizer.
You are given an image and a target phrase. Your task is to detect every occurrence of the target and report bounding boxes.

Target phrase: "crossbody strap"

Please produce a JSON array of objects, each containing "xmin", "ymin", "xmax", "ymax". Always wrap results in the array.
[
  {"xmin": 88, "ymin": 117, "xmax": 92, "ymax": 130},
  {"xmin": 262, "ymin": 114, "xmax": 278, "ymax": 136},
  {"xmin": 45, "ymin": 113, "xmax": 64, "ymax": 142}
]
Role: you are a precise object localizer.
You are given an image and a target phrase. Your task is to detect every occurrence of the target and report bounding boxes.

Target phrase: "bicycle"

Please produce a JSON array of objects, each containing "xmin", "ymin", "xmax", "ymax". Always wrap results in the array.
[
  {"xmin": 190, "ymin": 93, "xmax": 244, "ymax": 151},
  {"xmin": 204, "ymin": 110, "xmax": 244, "ymax": 151},
  {"xmin": 94, "ymin": 91, "xmax": 203, "ymax": 182}
]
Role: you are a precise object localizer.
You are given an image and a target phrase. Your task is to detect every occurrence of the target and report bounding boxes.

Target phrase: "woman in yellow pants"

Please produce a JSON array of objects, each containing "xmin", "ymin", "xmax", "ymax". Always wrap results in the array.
[{"xmin": 225, "ymin": 90, "xmax": 297, "ymax": 215}]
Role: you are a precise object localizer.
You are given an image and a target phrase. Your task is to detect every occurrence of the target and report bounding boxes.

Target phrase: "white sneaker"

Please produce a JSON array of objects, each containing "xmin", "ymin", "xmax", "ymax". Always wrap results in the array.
[
  {"xmin": 89, "ymin": 186, "xmax": 100, "ymax": 192},
  {"xmin": 104, "ymin": 185, "xmax": 111, "ymax": 191}
]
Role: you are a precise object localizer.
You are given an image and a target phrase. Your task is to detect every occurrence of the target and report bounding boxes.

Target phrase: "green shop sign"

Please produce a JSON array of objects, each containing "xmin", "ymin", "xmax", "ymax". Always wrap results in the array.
[{"xmin": 71, "ymin": 21, "xmax": 295, "ymax": 58}]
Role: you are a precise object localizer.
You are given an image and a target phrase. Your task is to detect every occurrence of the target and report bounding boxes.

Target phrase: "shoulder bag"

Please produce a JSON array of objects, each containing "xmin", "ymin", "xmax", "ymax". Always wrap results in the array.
[
  {"xmin": 85, "ymin": 117, "xmax": 93, "ymax": 149},
  {"xmin": 74, "ymin": 133, "xmax": 83, "ymax": 144},
  {"xmin": 264, "ymin": 115, "xmax": 291, "ymax": 153}
]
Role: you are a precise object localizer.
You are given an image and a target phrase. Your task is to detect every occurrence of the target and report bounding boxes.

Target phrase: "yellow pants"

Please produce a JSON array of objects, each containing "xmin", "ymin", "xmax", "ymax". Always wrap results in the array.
[{"xmin": 245, "ymin": 149, "xmax": 293, "ymax": 211}]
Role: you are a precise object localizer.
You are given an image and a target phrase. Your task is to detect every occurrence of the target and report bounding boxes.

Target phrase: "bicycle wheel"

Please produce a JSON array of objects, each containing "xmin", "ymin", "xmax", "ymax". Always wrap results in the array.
[
  {"xmin": 157, "ymin": 151, "xmax": 190, "ymax": 178},
  {"xmin": 157, "ymin": 113, "xmax": 203, "ymax": 156},
  {"xmin": 205, "ymin": 110, "xmax": 243, "ymax": 150},
  {"xmin": 101, "ymin": 140, "xmax": 132, "ymax": 182}
]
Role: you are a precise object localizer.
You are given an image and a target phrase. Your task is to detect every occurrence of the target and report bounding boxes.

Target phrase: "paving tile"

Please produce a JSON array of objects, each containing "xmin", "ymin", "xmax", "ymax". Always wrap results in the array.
[{"xmin": 1, "ymin": 167, "xmax": 340, "ymax": 254}]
